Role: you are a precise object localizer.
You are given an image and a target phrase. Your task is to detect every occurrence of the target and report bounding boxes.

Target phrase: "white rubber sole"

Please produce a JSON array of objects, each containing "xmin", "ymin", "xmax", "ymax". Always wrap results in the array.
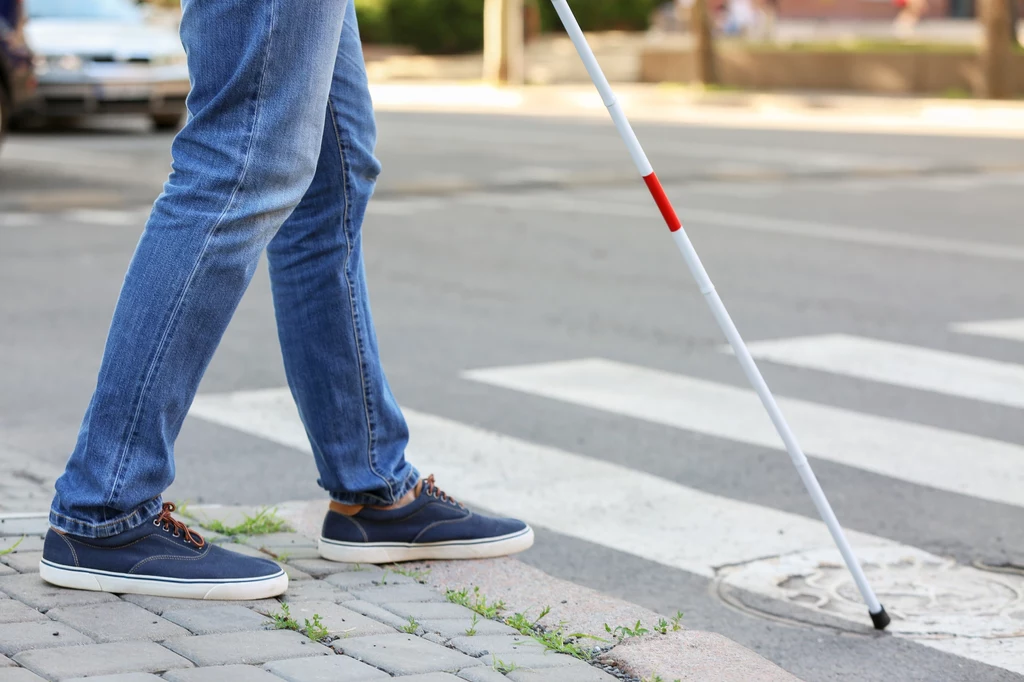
[
  {"xmin": 318, "ymin": 526, "xmax": 535, "ymax": 564},
  {"xmin": 39, "ymin": 559, "xmax": 289, "ymax": 600}
]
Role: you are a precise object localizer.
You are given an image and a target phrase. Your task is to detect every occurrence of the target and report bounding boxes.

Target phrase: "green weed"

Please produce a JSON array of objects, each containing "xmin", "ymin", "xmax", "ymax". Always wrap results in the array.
[
  {"xmin": 0, "ymin": 537, "xmax": 24, "ymax": 556},
  {"xmin": 400, "ymin": 616, "xmax": 420, "ymax": 634},
  {"xmin": 492, "ymin": 657, "xmax": 518, "ymax": 673},
  {"xmin": 270, "ymin": 604, "xmax": 299, "ymax": 631},
  {"xmin": 605, "ymin": 619, "xmax": 649, "ymax": 641},
  {"xmin": 203, "ymin": 507, "xmax": 289, "ymax": 537},
  {"xmin": 304, "ymin": 613, "xmax": 329, "ymax": 642},
  {"xmin": 445, "ymin": 586, "xmax": 506, "ymax": 619},
  {"xmin": 465, "ymin": 613, "xmax": 479, "ymax": 636}
]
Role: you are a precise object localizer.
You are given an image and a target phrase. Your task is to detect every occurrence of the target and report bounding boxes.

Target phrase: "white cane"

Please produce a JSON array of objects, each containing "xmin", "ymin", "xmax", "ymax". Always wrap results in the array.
[{"xmin": 548, "ymin": 0, "xmax": 890, "ymax": 630}]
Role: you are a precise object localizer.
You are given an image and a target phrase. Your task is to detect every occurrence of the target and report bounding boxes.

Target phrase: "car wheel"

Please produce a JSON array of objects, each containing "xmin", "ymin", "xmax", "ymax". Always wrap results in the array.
[{"xmin": 151, "ymin": 112, "xmax": 184, "ymax": 131}]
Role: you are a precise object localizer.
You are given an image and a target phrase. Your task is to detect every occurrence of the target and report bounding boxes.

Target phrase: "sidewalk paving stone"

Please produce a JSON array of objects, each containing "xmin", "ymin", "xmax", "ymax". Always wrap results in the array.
[
  {"xmin": 239, "ymin": 534, "xmax": 316, "ymax": 552},
  {"xmin": 285, "ymin": 560, "xmax": 369, "ymax": 579},
  {"xmin": 63, "ymin": 671, "xmax": 163, "ymax": 675},
  {"xmin": 13, "ymin": 641, "xmax": 194, "ymax": 680},
  {"xmin": 392, "ymin": 675, "xmax": 464, "ymax": 682},
  {"xmin": 0, "ymin": 575, "xmax": 118, "ymax": 612},
  {"xmin": 162, "ymin": 630, "xmax": 330, "ymax": 666},
  {"xmin": 0, "ymin": 552, "xmax": 41, "ymax": 574},
  {"xmin": 0, "ymin": 621, "xmax": 94, "ymax": 656},
  {"xmin": 281, "ymin": 581, "xmax": 352, "ymax": 605},
  {"xmin": 381, "ymin": 602, "xmax": 476, "ymax": 621},
  {"xmin": 120, "ymin": 594, "xmax": 280, "ymax": 616},
  {"xmin": 0, "ymin": 670, "xmax": 47, "ymax": 682},
  {"xmin": 342, "ymin": 600, "xmax": 418, "ymax": 631},
  {"xmin": 263, "ymin": 655, "xmax": 390, "ymax": 682},
  {"xmin": 506, "ymin": 666, "xmax": 618, "ymax": 682},
  {"xmin": 448, "ymin": 635, "xmax": 544, "ymax": 658},
  {"xmin": 164, "ymin": 665, "xmax": 282, "ymax": 682},
  {"xmin": 418, "ymin": 618, "xmax": 518, "ymax": 638},
  {"xmin": 333, "ymin": 634, "xmax": 482, "ymax": 675},
  {"xmin": 0, "ymin": 599, "xmax": 47, "ymax": 624},
  {"xmin": 278, "ymin": 565, "xmax": 313, "ymax": 582},
  {"xmin": 283, "ymin": 602, "xmax": 395, "ymax": 638},
  {"xmin": 479, "ymin": 651, "xmax": 587, "ymax": 670},
  {"xmin": 0, "ymin": 655, "xmax": 13, "ymax": 667},
  {"xmin": 0, "ymin": 538, "xmax": 44, "ymax": 554},
  {"xmin": 160, "ymin": 606, "xmax": 272, "ymax": 635},
  {"xmin": 457, "ymin": 669, "xmax": 510, "ymax": 682},
  {"xmin": 0, "ymin": 566, "xmax": 15, "ymax": 578},
  {"xmin": 48, "ymin": 601, "xmax": 190, "ymax": 643},
  {"xmin": 323, "ymin": 571, "xmax": 412, "ymax": 590},
  {"xmin": 349, "ymin": 584, "xmax": 446, "ymax": 605},
  {"xmin": 211, "ymin": 544, "xmax": 277, "ymax": 560}
]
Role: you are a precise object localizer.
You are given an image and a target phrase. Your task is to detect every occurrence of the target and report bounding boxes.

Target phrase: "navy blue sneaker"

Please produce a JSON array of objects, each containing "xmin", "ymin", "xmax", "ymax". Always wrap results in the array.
[
  {"xmin": 318, "ymin": 475, "xmax": 534, "ymax": 563},
  {"xmin": 40, "ymin": 503, "xmax": 288, "ymax": 600}
]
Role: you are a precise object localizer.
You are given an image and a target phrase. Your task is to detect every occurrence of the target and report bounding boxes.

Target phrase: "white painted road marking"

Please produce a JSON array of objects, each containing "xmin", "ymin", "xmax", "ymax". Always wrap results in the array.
[
  {"xmin": 189, "ymin": 387, "xmax": 889, "ymax": 576},
  {"xmin": 188, "ymin": 386, "xmax": 1024, "ymax": 674},
  {"xmin": 953, "ymin": 318, "xmax": 1024, "ymax": 343},
  {"xmin": 743, "ymin": 334, "xmax": 1024, "ymax": 410},
  {"xmin": 460, "ymin": 193, "xmax": 1024, "ymax": 263},
  {"xmin": 464, "ymin": 358, "xmax": 1024, "ymax": 508}
]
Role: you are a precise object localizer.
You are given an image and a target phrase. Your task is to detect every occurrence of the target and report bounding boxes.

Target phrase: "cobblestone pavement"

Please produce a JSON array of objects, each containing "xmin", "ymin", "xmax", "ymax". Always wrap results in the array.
[{"xmin": 0, "ymin": 515, "xmax": 621, "ymax": 682}]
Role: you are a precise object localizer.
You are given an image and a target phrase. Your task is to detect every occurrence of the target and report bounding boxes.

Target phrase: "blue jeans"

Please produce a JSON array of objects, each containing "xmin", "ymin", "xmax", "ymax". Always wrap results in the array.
[{"xmin": 50, "ymin": 0, "xmax": 418, "ymax": 538}]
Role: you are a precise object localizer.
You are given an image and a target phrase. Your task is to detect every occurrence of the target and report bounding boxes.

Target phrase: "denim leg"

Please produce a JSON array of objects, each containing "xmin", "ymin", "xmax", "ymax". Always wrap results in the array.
[
  {"xmin": 50, "ymin": 0, "xmax": 350, "ymax": 538},
  {"xmin": 266, "ymin": 1, "xmax": 417, "ymax": 507}
]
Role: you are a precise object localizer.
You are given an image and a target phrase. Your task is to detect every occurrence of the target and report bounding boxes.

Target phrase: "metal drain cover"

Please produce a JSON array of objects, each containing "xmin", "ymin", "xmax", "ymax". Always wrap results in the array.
[{"xmin": 717, "ymin": 545, "xmax": 1024, "ymax": 638}]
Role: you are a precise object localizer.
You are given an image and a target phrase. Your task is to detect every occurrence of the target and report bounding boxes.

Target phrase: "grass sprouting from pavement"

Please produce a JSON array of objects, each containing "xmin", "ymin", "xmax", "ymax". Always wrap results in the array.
[
  {"xmin": 270, "ymin": 604, "xmax": 299, "ymax": 631},
  {"xmin": 203, "ymin": 506, "xmax": 289, "ymax": 537},
  {"xmin": 0, "ymin": 537, "xmax": 24, "ymax": 556},
  {"xmin": 304, "ymin": 613, "xmax": 329, "ymax": 642},
  {"xmin": 446, "ymin": 585, "xmax": 685, "ymax": 665}
]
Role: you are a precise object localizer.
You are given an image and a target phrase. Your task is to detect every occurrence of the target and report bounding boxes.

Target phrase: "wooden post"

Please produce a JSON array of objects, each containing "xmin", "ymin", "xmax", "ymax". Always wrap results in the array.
[
  {"xmin": 691, "ymin": 0, "xmax": 719, "ymax": 86},
  {"xmin": 981, "ymin": 0, "xmax": 1012, "ymax": 98},
  {"xmin": 484, "ymin": 0, "xmax": 525, "ymax": 85}
]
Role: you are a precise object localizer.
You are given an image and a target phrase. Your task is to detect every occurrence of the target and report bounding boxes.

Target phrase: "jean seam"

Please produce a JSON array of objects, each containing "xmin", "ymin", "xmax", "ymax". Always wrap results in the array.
[
  {"xmin": 328, "ymin": 98, "xmax": 394, "ymax": 502},
  {"xmin": 103, "ymin": 0, "xmax": 281, "ymax": 510}
]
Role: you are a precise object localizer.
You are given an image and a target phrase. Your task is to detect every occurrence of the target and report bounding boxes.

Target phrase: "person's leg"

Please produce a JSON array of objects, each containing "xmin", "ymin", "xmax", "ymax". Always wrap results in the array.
[
  {"xmin": 266, "ymin": 0, "xmax": 416, "ymax": 508},
  {"xmin": 48, "ymin": 0, "xmax": 348, "ymax": 538},
  {"xmin": 268, "ymin": 2, "xmax": 534, "ymax": 564}
]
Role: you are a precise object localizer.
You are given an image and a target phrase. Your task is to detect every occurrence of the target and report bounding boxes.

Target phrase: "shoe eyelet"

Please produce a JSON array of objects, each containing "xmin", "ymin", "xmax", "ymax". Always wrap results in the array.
[
  {"xmin": 173, "ymin": 531, "xmax": 180, "ymax": 537},
  {"xmin": 152, "ymin": 519, "xmax": 160, "ymax": 526}
]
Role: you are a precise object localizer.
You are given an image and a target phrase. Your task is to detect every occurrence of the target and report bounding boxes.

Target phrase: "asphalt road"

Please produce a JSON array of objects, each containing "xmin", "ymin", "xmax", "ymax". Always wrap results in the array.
[{"xmin": 2, "ymin": 110, "xmax": 1023, "ymax": 682}]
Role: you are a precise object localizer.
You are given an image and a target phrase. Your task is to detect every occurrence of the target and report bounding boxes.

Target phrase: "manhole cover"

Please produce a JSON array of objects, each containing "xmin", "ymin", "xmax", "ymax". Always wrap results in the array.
[{"xmin": 717, "ymin": 546, "xmax": 1024, "ymax": 638}]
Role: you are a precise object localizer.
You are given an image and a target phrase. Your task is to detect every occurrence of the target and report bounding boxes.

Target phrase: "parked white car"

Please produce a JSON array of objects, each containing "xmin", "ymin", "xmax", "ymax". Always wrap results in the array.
[{"xmin": 21, "ymin": 0, "xmax": 189, "ymax": 129}]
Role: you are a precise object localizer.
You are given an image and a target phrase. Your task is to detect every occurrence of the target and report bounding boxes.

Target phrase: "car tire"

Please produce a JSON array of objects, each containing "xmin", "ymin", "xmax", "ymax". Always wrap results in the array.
[{"xmin": 151, "ymin": 112, "xmax": 184, "ymax": 131}]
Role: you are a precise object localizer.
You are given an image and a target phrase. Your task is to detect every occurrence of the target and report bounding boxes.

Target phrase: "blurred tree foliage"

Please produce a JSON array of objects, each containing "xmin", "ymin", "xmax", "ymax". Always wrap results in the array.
[
  {"xmin": 135, "ymin": 0, "xmax": 658, "ymax": 54},
  {"xmin": 355, "ymin": 0, "xmax": 656, "ymax": 54}
]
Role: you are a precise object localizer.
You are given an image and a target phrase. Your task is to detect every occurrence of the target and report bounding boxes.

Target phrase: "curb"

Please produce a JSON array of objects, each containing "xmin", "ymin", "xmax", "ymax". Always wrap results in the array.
[
  {"xmin": 275, "ymin": 499, "xmax": 803, "ymax": 682},
  {"xmin": 367, "ymin": 81, "xmax": 1024, "ymax": 138}
]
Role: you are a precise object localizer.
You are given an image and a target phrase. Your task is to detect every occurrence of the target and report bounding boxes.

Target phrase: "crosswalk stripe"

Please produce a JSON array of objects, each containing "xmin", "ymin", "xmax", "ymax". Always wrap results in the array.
[
  {"xmin": 459, "ymin": 193, "xmax": 1024, "ymax": 263},
  {"xmin": 189, "ymin": 387, "xmax": 889, "ymax": 577},
  {"xmin": 188, "ymin": 386, "xmax": 1024, "ymax": 674},
  {"xmin": 743, "ymin": 334, "xmax": 1024, "ymax": 410},
  {"xmin": 952, "ymin": 318, "xmax": 1024, "ymax": 343},
  {"xmin": 464, "ymin": 358, "xmax": 1024, "ymax": 508}
]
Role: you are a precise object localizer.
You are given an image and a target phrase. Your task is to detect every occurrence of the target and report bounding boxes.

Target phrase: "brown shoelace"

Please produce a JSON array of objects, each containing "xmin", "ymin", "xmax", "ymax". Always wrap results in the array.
[
  {"xmin": 153, "ymin": 502, "xmax": 205, "ymax": 548},
  {"xmin": 421, "ymin": 474, "xmax": 463, "ymax": 507}
]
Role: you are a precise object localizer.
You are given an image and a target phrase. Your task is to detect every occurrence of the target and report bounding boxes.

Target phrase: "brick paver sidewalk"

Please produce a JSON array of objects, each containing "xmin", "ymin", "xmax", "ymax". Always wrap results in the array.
[{"xmin": 0, "ymin": 515, "xmax": 621, "ymax": 682}]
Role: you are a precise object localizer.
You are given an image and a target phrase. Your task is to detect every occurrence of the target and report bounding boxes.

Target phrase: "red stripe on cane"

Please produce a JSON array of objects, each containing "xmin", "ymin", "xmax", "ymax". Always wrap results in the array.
[{"xmin": 642, "ymin": 173, "xmax": 682, "ymax": 232}]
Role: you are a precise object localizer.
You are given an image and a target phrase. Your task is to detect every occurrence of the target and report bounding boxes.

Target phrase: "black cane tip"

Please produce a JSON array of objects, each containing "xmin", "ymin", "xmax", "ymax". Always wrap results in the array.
[{"xmin": 870, "ymin": 606, "xmax": 890, "ymax": 631}]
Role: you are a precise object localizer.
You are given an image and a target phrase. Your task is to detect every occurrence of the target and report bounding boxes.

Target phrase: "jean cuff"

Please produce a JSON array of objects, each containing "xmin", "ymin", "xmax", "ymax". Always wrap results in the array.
[
  {"xmin": 48, "ymin": 497, "xmax": 165, "ymax": 539},
  {"xmin": 328, "ymin": 468, "xmax": 420, "ymax": 507}
]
